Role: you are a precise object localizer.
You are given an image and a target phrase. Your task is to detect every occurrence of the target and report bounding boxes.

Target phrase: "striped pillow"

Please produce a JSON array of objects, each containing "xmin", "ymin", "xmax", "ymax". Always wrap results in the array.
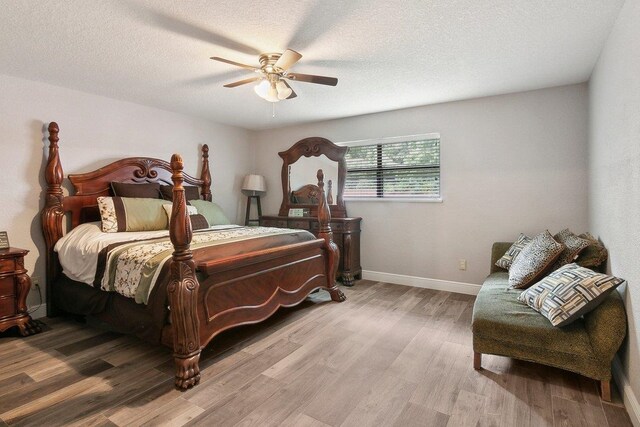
[
  {"xmin": 97, "ymin": 197, "xmax": 168, "ymax": 233},
  {"xmin": 495, "ymin": 233, "xmax": 532, "ymax": 270},
  {"xmin": 518, "ymin": 263, "xmax": 625, "ymax": 327}
]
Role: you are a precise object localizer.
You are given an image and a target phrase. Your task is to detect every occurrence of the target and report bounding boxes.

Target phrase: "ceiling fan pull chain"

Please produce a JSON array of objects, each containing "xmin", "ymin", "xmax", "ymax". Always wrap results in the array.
[{"xmin": 272, "ymin": 102, "xmax": 276, "ymax": 118}]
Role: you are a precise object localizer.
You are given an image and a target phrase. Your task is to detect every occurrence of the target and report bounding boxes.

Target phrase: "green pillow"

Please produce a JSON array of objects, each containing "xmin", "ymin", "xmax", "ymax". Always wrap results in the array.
[
  {"xmin": 188, "ymin": 199, "xmax": 230, "ymax": 226},
  {"xmin": 97, "ymin": 197, "xmax": 168, "ymax": 232}
]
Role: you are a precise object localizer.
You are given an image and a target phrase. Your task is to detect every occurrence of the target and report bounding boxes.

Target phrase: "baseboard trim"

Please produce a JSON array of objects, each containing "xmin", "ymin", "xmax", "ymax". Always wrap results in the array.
[
  {"xmin": 361, "ymin": 270, "xmax": 481, "ymax": 295},
  {"xmin": 613, "ymin": 355, "xmax": 640, "ymax": 427}
]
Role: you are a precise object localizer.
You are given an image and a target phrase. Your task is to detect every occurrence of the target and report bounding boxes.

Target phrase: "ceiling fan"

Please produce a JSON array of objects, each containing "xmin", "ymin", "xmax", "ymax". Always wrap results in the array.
[{"xmin": 211, "ymin": 49, "xmax": 338, "ymax": 102}]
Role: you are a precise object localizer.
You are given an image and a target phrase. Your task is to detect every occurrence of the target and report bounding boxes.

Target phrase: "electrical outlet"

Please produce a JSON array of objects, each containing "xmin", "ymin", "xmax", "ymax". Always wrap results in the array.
[
  {"xmin": 31, "ymin": 276, "xmax": 39, "ymax": 288},
  {"xmin": 458, "ymin": 259, "xmax": 467, "ymax": 271}
]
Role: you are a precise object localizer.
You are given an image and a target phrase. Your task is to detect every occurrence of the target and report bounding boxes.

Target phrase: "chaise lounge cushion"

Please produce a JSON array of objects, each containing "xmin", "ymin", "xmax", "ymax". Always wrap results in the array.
[{"xmin": 473, "ymin": 243, "xmax": 627, "ymax": 382}]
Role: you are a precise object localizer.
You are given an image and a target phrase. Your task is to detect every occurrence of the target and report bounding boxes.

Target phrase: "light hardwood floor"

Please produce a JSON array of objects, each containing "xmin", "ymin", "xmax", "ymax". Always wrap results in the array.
[{"xmin": 0, "ymin": 280, "xmax": 633, "ymax": 426}]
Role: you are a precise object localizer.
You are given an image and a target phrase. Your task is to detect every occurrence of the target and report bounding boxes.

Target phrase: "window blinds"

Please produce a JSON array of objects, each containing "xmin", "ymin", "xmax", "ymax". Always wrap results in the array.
[{"xmin": 344, "ymin": 138, "xmax": 440, "ymax": 199}]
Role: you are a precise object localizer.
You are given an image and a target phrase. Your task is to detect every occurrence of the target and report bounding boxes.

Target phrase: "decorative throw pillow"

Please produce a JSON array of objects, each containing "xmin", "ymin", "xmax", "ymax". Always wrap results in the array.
[
  {"xmin": 160, "ymin": 185, "xmax": 201, "ymax": 202},
  {"xmin": 97, "ymin": 197, "xmax": 168, "ymax": 233},
  {"xmin": 576, "ymin": 232, "xmax": 608, "ymax": 269},
  {"xmin": 518, "ymin": 263, "xmax": 625, "ymax": 327},
  {"xmin": 508, "ymin": 230, "xmax": 564, "ymax": 289},
  {"xmin": 551, "ymin": 229, "xmax": 589, "ymax": 270},
  {"xmin": 111, "ymin": 182, "xmax": 161, "ymax": 199},
  {"xmin": 162, "ymin": 203, "xmax": 198, "ymax": 221},
  {"xmin": 189, "ymin": 214, "xmax": 210, "ymax": 231},
  {"xmin": 495, "ymin": 233, "xmax": 532, "ymax": 270},
  {"xmin": 188, "ymin": 199, "xmax": 230, "ymax": 226}
]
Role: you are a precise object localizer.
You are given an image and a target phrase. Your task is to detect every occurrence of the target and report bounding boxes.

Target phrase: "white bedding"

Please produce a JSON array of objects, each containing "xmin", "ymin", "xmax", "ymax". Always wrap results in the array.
[{"xmin": 54, "ymin": 222, "xmax": 240, "ymax": 285}]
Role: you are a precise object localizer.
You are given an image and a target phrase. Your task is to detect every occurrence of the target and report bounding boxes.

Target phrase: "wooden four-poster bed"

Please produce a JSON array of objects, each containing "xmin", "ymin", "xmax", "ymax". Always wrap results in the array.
[{"xmin": 41, "ymin": 122, "xmax": 345, "ymax": 388}]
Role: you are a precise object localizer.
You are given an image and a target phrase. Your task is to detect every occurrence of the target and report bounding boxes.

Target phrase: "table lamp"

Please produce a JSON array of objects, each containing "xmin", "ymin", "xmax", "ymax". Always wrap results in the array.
[{"xmin": 242, "ymin": 174, "xmax": 267, "ymax": 225}]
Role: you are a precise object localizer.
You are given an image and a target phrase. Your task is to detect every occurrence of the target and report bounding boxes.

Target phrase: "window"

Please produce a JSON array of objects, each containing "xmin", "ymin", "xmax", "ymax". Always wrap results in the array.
[{"xmin": 343, "ymin": 134, "xmax": 440, "ymax": 200}]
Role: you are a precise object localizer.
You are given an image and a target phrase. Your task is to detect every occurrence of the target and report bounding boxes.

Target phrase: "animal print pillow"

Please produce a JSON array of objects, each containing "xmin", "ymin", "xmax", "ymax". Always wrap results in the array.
[
  {"xmin": 508, "ymin": 230, "xmax": 564, "ymax": 289},
  {"xmin": 576, "ymin": 232, "xmax": 608, "ymax": 269},
  {"xmin": 551, "ymin": 229, "xmax": 589, "ymax": 270}
]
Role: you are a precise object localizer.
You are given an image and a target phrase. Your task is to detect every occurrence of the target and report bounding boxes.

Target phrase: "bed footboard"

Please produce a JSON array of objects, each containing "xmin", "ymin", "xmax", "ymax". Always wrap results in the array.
[{"xmin": 167, "ymin": 157, "xmax": 345, "ymax": 390}]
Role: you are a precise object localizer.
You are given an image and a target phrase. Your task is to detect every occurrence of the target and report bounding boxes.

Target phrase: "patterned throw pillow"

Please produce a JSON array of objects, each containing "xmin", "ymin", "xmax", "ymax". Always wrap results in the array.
[
  {"xmin": 495, "ymin": 233, "xmax": 532, "ymax": 270},
  {"xmin": 576, "ymin": 232, "xmax": 608, "ymax": 269},
  {"xmin": 508, "ymin": 230, "xmax": 564, "ymax": 289},
  {"xmin": 97, "ymin": 197, "xmax": 168, "ymax": 233},
  {"xmin": 518, "ymin": 263, "xmax": 625, "ymax": 327},
  {"xmin": 552, "ymin": 229, "xmax": 589, "ymax": 270}
]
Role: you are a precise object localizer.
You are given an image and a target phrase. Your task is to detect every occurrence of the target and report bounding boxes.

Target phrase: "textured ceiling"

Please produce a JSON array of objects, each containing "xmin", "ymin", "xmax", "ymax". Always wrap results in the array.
[{"xmin": 0, "ymin": 0, "xmax": 624, "ymax": 130}]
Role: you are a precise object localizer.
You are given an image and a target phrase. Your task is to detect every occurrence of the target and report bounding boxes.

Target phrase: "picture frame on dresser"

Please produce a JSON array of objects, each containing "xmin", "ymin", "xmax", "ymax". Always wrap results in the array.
[{"xmin": 0, "ymin": 232, "xmax": 9, "ymax": 249}]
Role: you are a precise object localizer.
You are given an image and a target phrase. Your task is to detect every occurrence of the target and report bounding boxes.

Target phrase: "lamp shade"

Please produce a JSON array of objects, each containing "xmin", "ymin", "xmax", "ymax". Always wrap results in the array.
[{"xmin": 242, "ymin": 174, "xmax": 267, "ymax": 193}]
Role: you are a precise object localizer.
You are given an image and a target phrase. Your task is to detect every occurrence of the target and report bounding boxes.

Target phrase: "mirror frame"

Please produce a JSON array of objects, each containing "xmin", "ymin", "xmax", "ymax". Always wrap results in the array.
[{"xmin": 278, "ymin": 137, "xmax": 348, "ymax": 218}]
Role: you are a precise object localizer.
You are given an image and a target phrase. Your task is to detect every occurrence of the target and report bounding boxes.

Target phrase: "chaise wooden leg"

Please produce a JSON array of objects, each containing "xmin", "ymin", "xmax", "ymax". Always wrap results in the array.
[
  {"xmin": 474, "ymin": 351, "xmax": 482, "ymax": 370},
  {"xmin": 600, "ymin": 380, "xmax": 611, "ymax": 402}
]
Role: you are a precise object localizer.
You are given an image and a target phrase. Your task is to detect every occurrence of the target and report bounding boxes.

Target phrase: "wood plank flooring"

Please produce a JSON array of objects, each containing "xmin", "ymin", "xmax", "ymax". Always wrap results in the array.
[{"xmin": 0, "ymin": 280, "xmax": 633, "ymax": 426}]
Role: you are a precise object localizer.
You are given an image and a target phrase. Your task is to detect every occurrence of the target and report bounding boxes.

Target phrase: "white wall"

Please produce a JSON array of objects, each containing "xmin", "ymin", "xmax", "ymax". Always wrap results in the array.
[
  {"xmin": 0, "ymin": 74, "xmax": 253, "ymax": 316},
  {"xmin": 252, "ymin": 84, "xmax": 590, "ymax": 287},
  {"xmin": 589, "ymin": 0, "xmax": 640, "ymax": 421}
]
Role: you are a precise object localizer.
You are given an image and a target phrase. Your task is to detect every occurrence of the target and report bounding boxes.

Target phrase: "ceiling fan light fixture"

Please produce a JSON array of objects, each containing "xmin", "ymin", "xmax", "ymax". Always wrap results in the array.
[
  {"xmin": 276, "ymin": 80, "xmax": 292, "ymax": 100},
  {"xmin": 265, "ymin": 81, "xmax": 280, "ymax": 103},
  {"xmin": 254, "ymin": 79, "xmax": 270, "ymax": 99},
  {"xmin": 213, "ymin": 49, "xmax": 336, "ymax": 102}
]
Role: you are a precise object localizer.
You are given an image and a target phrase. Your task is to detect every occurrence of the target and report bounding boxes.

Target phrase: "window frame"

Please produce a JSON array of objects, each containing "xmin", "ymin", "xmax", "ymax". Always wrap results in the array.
[{"xmin": 338, "ymin": 133, "xmax": 442, "ymax": 203}]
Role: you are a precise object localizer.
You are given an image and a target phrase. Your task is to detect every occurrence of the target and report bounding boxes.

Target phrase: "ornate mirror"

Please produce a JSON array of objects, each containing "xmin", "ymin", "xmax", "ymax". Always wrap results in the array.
[{"xmin": 278, "ymin": 137, "xmax": 348, "ymax": 218}]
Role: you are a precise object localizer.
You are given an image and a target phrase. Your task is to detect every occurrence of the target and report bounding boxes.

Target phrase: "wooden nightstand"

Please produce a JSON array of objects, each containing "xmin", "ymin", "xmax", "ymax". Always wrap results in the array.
[{"xmin": 0, "ymin": 248, "xmax": 41, "ymax": 336}]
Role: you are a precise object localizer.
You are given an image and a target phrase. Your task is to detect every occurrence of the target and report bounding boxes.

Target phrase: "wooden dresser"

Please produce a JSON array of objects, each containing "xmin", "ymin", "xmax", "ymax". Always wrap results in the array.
[
  {"xmin": 0, "ymin": 248, "xmax": 41, "ymax": 336},
  {"xmin": 259, "ymin": 216, "xmax": 362, "ymax": 286}
]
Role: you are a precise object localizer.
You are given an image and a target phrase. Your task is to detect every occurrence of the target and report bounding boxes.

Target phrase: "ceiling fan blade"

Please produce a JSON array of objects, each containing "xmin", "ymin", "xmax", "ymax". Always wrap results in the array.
[
  {"xmin": 274, "ymin": 49, "xmax": 302, "ymax": 71},
  {"xmin": 286, "ymin": 73, "xmax": 338, "ymax": 86},
  {"xmin": 283, "ymin": 80, "xmax": 297, "ymax": 99},
  {"xmin": 211, "ymin": 57, "xmax": 258, "ymax": 71},
  {"xmin": 223, "ymin": 77, "xmax": 261, "ymax": 88}
]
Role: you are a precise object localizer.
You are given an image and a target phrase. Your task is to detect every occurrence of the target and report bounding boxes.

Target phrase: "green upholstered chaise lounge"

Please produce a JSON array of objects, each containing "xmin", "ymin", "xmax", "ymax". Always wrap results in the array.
[{"xmin": 472, "ymin": 242, "xmax": 627, "ymax": 402}]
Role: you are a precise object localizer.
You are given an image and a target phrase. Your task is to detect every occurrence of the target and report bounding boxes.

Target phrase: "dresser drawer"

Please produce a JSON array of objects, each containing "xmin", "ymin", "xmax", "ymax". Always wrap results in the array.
[
  {"xmin": 0, "ymin": 297, "xmax": 15, "ymax": 318},
  {"xmin": 0, "ymin": 276, "xmax": 14, "ymax": 296},
  {"xmin": 288, "ymin": 220, "xmax": 310, "ymax": 230},
  {"xmin": 331, "ymin": 222, "xmax": 345, "ymax": 232},
  {"xmin": 0, "ymin": 258, "xmax": 16, "ymax": 274},
  {"xmin": 260, "ymin": 219, "xmax": 277, "ymax": 227}
]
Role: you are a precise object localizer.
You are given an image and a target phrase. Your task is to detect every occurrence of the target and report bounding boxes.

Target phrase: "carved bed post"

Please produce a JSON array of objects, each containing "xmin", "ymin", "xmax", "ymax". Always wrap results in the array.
[
  {"xmin": 168, "ymin": 154, "xmax": 201, "ymax": 389},
  {"xmin": 41, "ymin": 122, "xmax": 65, "ymax": 316},
  {"xmin": 200, "ymin": 144, "xmax": 212, "ymax": 201},
  {"xmin": 317, "ymin": 169, "xmax": 346, "ymax": 302}
]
